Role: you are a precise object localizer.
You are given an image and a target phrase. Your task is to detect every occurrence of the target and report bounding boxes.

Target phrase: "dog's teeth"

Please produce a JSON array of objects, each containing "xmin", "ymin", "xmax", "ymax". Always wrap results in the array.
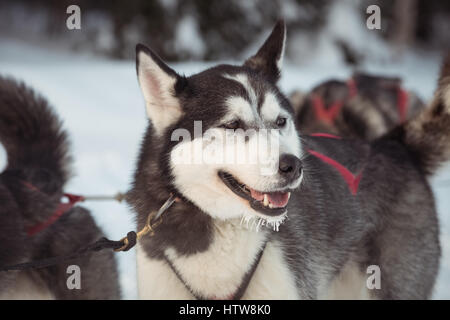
[
  {"xmin": 269, "ymin": 203, "xmax": 273, "ymax": 209},
  {"xmin": 263, "ymin": 194, "xmax": 269, "ymax": 207},
  {"xmin": 288, "ymin": 192, "xmax": 291, "ymax": 200}
]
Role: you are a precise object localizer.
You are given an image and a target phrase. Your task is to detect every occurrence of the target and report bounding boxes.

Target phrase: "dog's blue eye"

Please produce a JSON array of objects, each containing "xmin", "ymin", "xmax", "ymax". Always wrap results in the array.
[
  {"xmin": 276, "ymin": 117, "xmax": 287, "ymax": 127},
  {"xmin": 222, "ymin": 120, "xmax": 241, "ymax": 130}
]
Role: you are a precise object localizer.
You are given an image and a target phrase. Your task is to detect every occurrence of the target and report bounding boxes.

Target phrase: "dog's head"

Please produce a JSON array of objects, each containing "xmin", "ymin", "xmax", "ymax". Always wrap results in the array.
[{"xmin": 135, "ymin": 21, "xmax": 303, "ymax": 225}]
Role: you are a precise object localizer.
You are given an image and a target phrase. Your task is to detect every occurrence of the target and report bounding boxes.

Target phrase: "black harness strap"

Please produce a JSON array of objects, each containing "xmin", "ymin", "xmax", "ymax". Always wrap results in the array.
[
  {"xmin": 164, "ymin": 241, "xmax": 267, "ymax": 300},
  {"xmin": 233, "ymin": 242, "xmax": 266, "ymax": 300}
]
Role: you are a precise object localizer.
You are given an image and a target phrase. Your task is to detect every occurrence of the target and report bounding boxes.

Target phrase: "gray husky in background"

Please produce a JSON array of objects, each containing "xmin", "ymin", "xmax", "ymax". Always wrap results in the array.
[
  {"xmin": 0, "ymin": 77, "xmax": 120, "ymax": 299},
  {"xmin": 128, "ymin": 21, "xmax": 448, "ymax": 299},
  {"xmin": 290, "ymin": 73, "xmax": 425, "ymax": 140}
]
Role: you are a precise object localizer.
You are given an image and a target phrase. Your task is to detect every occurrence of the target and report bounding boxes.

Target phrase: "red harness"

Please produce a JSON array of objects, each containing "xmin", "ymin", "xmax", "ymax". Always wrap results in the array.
[
  {"xmin": 23, "ymin": 182, "xmax": 85, "ymax": 236},
  {"xmin": 396, "ymin": 87, "xmax": 409, "ymax": 123},
  {"xmin": 311, "ymin": 78, "xmax": 409, "ymax": 125},
  {"xmin": 308, "ymin": 133, "xmax": 363, "ymax": 196},
  {"xmin": 310, "ymin": 79, "xmax": 357, "ymax": 125}
]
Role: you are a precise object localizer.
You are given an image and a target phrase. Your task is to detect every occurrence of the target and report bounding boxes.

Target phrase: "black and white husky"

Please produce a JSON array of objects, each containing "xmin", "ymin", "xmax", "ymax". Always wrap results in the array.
[
  {"xmin": 0, "ymin": 77, "xmax": 120, "ymax": 299},
  {"xmin": 128, "ymin": 21, "xmax": 449, "ymax": 299}
]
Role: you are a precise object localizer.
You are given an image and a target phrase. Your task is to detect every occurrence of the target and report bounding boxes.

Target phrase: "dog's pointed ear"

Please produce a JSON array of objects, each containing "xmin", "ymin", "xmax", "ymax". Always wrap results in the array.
[
  {"xmin": 136, "ymin": 44, "xmax": 185, "ymax": 135},
  {"xmin": 244, "ymin": 20, "xmax": 286, "ymax": 83}
]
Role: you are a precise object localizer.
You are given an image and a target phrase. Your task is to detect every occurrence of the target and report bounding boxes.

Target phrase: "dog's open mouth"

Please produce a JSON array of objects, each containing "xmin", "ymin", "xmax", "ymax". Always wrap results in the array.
[{"xmin": 218, "ymin": 171, "xmax": 290, "ymax": 216}]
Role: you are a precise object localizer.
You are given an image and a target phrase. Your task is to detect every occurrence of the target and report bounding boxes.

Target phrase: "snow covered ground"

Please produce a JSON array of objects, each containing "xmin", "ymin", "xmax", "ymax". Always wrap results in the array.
[{"xmin": 0, "ymin": 38, "xmax": 449, "ymax": 299}]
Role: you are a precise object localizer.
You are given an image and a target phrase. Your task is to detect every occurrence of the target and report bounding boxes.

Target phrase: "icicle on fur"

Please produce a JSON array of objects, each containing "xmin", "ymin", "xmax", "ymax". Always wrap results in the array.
[{"xmin": 240, "ymin": 212, "xmax": 287, "ymax": 232}]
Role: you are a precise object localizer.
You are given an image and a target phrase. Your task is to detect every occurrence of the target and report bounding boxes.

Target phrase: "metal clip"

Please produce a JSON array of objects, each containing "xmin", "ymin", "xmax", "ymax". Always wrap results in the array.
[{"xmin": 115, "ymin": 194, "xmax": 176, "ymax": 252}]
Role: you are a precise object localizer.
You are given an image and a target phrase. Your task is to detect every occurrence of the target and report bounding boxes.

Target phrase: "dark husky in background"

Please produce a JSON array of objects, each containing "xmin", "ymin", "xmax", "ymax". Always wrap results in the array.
[
  {"xmin": 290, "ymin": 73, "xmax": 425, "ymax": 140},
  {"xmin": 128, "ymin": 21, "xmax": 449, "ymax": 299},
  {"xmin": 0, "ymin": 77, "xmax": 120, "ymax": 299}
]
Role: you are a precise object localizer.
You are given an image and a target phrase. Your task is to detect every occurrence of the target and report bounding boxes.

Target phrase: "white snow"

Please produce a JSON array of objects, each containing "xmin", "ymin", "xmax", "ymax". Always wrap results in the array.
[{"xmin": 0, "ymin": 38, "xmax": 449, "ymax": 299}]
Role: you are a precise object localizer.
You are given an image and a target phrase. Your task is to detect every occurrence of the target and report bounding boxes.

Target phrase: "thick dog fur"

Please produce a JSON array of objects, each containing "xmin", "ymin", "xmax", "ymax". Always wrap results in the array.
[
  {"xmin": 393, "ymin": 54, "xmax": 450, "ymax": 176},
  {"xmin": 129, "ymin": 21, "xmax": 446, "ymax": 299},
  {"xmin": 291, "ymin": 73, "xmax": 425, "ymax": 140},
  {"xmin": 0, "ymin": 77, "xmax": 120, "ymax": 299}
]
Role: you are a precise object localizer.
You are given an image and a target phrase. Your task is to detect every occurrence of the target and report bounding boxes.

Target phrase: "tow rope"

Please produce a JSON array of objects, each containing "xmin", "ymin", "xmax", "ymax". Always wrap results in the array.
[
  {"xmin": 22, "ymin": 181, "xmax": 126, "ymax": 236},
  {"xmin": 0, "ymin": 193, "xmax": 176, "ymax": 272},
  {"xmin": 0, "ymin": 192, "xmax": 264, "ymax": 300}
]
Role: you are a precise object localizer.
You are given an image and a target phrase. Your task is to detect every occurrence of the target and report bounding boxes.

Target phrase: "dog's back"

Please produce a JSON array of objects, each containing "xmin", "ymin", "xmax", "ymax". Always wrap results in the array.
[
  {"xmin": 292, "ymin": 73, "xmax": 426, "ymax": 140},
  {"xmin": 0, "ymin": 77, "xmax": 120, "ymax": 299}
]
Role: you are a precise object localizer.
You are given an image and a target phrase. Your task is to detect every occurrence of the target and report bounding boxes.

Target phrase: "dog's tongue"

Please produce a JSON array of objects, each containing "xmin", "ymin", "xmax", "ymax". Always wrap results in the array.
[
  {"xmin": 267, "ymin": 192, "xmax": 290, "ymax": 208},
  {"xmin": 249, "ymin": 189, "xmax": 290, "ymax": 208}
]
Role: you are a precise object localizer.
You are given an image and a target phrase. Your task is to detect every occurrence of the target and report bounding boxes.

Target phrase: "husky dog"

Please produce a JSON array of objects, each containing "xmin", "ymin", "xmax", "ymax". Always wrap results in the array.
[
  {"xmin": 291, "ymin": 73, "xmax": 425, "ymax": 140},
  {"xmin": 129, "ymin": 21, "xmax": 447, "ymax": 299},
  {"xmin": 0, "ymin": 77, "xmax": 120, "ymax": 299}
]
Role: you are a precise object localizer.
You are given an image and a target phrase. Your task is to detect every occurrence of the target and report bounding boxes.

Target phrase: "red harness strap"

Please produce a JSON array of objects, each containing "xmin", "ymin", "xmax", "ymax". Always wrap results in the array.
[
  {"xmin": 308, "ymin": 149, "xmax": 362, "ymax": 195},
  {"xmin": 397, "ymin": 88, "xmax": 409, "ymax": 123},
  {"xmin": 311, "ymin": 94, "xmax": 344, "ymax": 125},
  {"xmin": 311, "ymin": 78, "xmax": 358, "ymax": 125},
  {"xmin": 23, "ymin": 182, "xmax": 85, "ymax": 236},
  {"xmin": 309, "ymin": 133, "xmax": 342, "ymax": 139},
  {"xmin": 308, "ymin": 133, "xmax": 363, "ymax": 195}
]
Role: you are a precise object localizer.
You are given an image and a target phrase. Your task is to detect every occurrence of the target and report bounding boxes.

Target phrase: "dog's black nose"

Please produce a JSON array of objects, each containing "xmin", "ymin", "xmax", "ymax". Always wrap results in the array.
[{"xmin": 279, "ymin": 154, "xmax": 302, "ymax": 180}]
